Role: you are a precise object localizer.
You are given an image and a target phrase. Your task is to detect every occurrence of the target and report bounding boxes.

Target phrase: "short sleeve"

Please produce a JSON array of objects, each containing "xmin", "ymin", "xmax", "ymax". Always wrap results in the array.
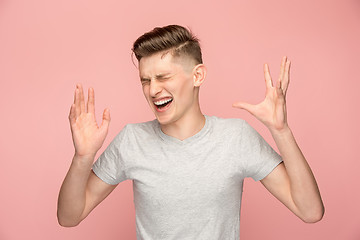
[
  {"xmin": 92, "ymin": 125, "xmax": 129, "ymax": 185},
  {"xmin": 240, "ymin": 120, "xmax": 283, "ymax": 181}
]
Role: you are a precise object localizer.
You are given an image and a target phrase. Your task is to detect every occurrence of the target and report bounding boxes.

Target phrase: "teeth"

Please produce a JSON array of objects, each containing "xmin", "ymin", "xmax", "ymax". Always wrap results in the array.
[{"xmin": 154, "ymin": 98, "xmax": 172, "ymax": 106}]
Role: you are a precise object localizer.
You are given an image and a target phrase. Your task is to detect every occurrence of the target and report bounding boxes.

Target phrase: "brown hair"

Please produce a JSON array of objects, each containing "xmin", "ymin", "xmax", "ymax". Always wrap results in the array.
[{"xmin": 132, "ymin": 25, "xmax": 203, "ymax": 65}]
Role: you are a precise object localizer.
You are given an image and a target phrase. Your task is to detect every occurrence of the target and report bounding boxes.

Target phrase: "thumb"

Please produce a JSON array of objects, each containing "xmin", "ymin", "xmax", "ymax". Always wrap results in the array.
[
  {"xmin": 100, "ymin": 108, "xmax": 111, "ymax": 131},
  {"xmin": 232, "ymin": 101, "xmax": 256, "ymax": 115}
]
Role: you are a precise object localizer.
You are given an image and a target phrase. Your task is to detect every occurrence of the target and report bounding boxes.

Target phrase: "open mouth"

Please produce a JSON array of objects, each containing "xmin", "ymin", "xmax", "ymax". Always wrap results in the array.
[{"xmin": 154, "ymin": 98, "xmax": 173, "ymax": 111}]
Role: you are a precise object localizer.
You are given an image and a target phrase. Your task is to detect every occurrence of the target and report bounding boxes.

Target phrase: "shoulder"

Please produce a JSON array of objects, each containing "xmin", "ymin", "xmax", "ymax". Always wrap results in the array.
[
  {"xmin": 125, "ymin": 119, "xmax": 158, "ymax": 132},
  {"xmin": 108, "ymin": 119, "xmax": 159, "ymax": 149},
  {"xmin": 205, "ymin": 115, "xmax": 248, "ymax": 141},
  {"xmin": 120, "ymin": 119, "xmax": 159, "ymax": 140},
  {"xmin": 207, "ymin": 115, "xmax": 245, "ymax": 132}
]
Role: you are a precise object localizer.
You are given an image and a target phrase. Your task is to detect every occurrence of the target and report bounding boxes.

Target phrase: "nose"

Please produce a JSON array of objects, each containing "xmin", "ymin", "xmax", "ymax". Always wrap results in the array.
[{"xmin": 149, "ymin": 79, "xmax": 162, "ymax": 97}]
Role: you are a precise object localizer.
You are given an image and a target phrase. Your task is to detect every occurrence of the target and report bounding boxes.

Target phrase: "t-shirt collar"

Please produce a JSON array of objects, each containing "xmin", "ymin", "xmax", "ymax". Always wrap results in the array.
[{"xmin": 155, "ymin": 115, "xmax": 211, "ymax": 145}]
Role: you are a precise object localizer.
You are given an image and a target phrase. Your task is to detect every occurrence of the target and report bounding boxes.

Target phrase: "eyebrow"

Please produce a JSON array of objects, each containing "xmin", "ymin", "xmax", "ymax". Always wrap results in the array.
[{"xmin": 155, "ymin": 73, "xmax": 171, "ymax": 78}]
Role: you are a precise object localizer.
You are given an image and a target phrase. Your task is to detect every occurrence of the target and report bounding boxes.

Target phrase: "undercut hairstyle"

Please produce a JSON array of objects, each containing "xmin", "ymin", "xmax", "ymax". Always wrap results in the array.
[{"xmin": 132, "ymin": 25, "xmax": 203, "ymax": 65}]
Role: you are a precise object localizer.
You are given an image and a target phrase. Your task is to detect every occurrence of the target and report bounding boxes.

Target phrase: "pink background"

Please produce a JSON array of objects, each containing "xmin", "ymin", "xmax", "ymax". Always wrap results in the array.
[{"xmin": 1, "ymin": 0, "xmax": 359, "ymax": 239}]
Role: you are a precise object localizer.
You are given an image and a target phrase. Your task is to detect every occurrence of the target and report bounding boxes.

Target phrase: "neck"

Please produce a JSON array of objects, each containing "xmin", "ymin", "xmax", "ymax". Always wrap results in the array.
[{"xmin": 160, "ymin": 106, "xmax": 205, "ymax": 141}]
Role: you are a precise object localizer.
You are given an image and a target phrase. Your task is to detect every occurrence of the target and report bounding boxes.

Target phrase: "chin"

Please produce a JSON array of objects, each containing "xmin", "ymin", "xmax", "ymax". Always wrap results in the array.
[
  {"xmin": 155, "ymin": 115, "xmax": 172, "ymax": 126},
  {"xmin": 155, "ymin": 111, "xmax": 181, "ymax": 126}
]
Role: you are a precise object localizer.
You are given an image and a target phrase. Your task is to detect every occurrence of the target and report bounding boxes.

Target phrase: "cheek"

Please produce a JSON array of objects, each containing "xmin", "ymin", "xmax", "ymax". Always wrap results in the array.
[
  {"xmin": 142, "ymin": 85, "xmax": 150, "ymax": 98},
  {"xmin": 175, "ymin": 78, "xmax": 194, "ymax": 100}
]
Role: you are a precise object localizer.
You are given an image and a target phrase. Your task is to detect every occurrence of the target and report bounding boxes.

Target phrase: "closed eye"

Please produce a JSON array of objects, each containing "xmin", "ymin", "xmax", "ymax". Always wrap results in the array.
[
  {"xmin": 140, "ymin": 74, "xmax": 172, "ymax": 85},
  {"xmin": 140, "ymin": 78, "xmax": 150, "ymax": 84},
  {"xmin": 158, "ymin": 77, "xmax": 170, "ymax": 81}
]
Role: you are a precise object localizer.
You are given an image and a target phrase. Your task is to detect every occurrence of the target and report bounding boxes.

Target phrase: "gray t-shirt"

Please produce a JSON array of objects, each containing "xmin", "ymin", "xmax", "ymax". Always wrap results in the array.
[{"xmin": 92, "ymin": 115, "xmax": 282, "ymax": 240}]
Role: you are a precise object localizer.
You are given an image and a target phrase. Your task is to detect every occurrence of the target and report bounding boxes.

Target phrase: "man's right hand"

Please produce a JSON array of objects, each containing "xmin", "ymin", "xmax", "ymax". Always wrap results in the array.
[
  {"xmin": 68, "ymin": 84, "xmax": 111, "ymax": 159},
  {"xmin": 57, "ymin": 84, "xmax": 114, "ymax": 227}
]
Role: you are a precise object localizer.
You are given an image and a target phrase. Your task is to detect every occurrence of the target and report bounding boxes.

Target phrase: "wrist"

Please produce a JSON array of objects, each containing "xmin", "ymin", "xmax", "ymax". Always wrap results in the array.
[
  {"xmin": 74, "ymin": 151, "xmax": 96, "ymax": 159},
  {"xmin": 269, "ymin": 124, "xmax": 293, "ymax": 138},
  {"xmin": 72, "ymin": 153, "xmax": 96, "ymax": 168}
]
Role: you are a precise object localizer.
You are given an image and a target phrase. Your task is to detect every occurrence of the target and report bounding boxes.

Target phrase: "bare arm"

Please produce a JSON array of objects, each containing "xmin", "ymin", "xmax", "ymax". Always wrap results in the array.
[
  {"xmin": 57, "ymin": 155, "xmax": 117, "ymax": 227},
  {"xmin": 57, "ymin": 84, "xmax": 114, "ymax": 227},
  {"xmin": 261, "ymin": 127, "xmax": 324, "ymax": 223},
  {"xmin": 233, "ymin": 56, "xmax": 324, "ymax": 222}
]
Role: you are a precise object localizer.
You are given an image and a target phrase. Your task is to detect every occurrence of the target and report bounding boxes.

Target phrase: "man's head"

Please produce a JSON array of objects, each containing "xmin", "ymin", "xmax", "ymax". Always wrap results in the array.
[
  {"xmin": 132, "ymin": 25, "xmax": 203, "ymax": 68},
  {"xmin": 132, "ymin": 25, "xmax": 206, "ymax": 126}
]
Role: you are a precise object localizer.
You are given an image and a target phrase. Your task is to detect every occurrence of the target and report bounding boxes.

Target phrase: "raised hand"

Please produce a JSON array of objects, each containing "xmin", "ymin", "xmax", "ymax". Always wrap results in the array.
[
  {"xmin": 233, "ymin": 56, "xmax": 291, "ymax": 133},
  {"xmin": 68, "ymin": 84, "xmax": 111, "ymax": 158}
]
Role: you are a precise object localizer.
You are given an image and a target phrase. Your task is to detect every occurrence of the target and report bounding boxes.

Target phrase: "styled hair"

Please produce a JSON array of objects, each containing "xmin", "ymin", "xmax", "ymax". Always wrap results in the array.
[{"xmin": 132, "ymin": 25, "xmax": 203, "ymax": 65}]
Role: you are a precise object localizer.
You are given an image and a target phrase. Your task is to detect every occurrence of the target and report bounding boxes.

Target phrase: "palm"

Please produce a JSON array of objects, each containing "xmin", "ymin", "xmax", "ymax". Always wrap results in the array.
[
  {"xmin": 233, "ymin": 56, "xmax": 291, "ymax": 132},
  {"xmin": 71, "ymin": 112, "xmax": 106, "ymax": 156},
  {"xmin": 68, "ymin": 84, "xmax": 111, "ymax": 157}
]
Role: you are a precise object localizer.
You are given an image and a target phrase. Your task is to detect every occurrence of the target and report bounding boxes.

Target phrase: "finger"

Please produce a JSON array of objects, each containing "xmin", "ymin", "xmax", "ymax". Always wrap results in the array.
[
  {"xmin": 282, "ymin": 59, "xmax": 291, "ymax": 95},
  {"xmin": 74, "ymin": 87, "xmax": 81, "ymax": 118},
  {"xmin": 87, "ymin": 87, "xmax": 95, "ymax": 114},
  {"xmin": 100, "ymin": 108, "xmax": 111, "ymax": 132},
  {"xmin": 276, "ymin": 81, "xmax": 286, "ymax": 102},
  {"xmin": 68, "ymin": 103, "xmax": 76, "ymax": 126},
  {"xmin": 264, "ymin": 63, "xmax": 273, "ymax": 89},
  {"xmin": 78, "ymin": 84, "xmax": 86, "ymax": 113},
  {"xmin": 232, "ymin": 101, "xmax": 256, "ymax": 115},
  {"xmin": 277, "ymin": 56, "xmax": 287, "ymax": 90}
]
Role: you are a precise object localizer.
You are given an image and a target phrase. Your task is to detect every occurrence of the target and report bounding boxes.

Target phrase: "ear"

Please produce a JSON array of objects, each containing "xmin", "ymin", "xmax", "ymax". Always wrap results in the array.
[{"xmin": 193, "ymin": 64, "xmax": 207, "ymax": 87}]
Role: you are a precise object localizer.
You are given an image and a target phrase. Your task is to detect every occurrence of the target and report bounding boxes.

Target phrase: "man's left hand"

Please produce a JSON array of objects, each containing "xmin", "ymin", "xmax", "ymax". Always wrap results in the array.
[{"xmin": 233, "ymin": 56, "xmax": 291, "ymax": 133}]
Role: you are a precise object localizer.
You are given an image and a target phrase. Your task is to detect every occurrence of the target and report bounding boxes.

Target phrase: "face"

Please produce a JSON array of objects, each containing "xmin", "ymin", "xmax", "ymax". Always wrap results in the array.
[{"xmin": 139, "ymin": 51, "xmax": 199, "ymax": 126}]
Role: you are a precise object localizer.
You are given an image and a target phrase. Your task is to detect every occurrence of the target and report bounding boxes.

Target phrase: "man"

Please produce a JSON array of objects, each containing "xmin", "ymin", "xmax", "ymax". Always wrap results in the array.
[{"xmin": 57, "ymin": 25, "xmax": 324, "ymax": 239}]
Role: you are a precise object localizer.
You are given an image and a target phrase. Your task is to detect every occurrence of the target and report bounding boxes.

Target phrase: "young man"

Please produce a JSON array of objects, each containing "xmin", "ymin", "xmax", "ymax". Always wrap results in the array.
[{"xmin": 57, "ymin": 25, "xmax": 324, "ymax": 239}]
